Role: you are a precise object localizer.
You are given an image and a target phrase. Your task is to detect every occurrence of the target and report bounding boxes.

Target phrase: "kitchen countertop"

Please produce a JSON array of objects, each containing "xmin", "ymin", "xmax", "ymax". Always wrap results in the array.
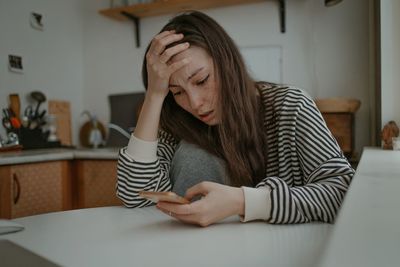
[{"xmin": 0, "ymin": 147, "xmax": 120, "ymax": 166}]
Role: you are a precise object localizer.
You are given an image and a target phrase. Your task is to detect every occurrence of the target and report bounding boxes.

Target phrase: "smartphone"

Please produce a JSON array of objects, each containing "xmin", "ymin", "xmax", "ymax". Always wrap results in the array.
[{"xmin": 139, "ymin": 191, "xmax": 190, "ymax": 204}]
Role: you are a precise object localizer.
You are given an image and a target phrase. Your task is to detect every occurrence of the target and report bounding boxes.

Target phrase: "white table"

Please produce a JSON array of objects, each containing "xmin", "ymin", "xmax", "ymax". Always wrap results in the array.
[
  {"xmin": 1, "ymin": 206, "xmax": 332, "ymax": 267},
  {"xmin": 318, "ymin": 148, "xmax": 400, "ymax": 267}
]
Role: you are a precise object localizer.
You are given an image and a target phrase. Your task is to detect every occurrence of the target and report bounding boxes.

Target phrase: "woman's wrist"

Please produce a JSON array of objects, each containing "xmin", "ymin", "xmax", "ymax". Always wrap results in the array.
[
  {"xmin": 133, "ymin": 90, "xmax": 165, "ymax": 141},
  {"xmin": 145, "ymin": 91, "xmax": 166, "ymax": 103},
  {"xmin": 234, "ymin": 187, "xmax": 245, "ymax": 216}
]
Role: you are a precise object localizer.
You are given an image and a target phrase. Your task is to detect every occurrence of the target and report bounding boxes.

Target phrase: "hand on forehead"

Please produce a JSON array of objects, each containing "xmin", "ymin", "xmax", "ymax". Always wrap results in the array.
[{"xmin": 168, "ymin": 46, "xmax": 211, "ymax": 84}]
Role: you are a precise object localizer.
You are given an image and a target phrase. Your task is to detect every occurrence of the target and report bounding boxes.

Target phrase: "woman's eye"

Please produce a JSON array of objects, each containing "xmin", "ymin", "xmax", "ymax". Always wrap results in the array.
[
  {"xmin": 196, "ymin": 74, "xmax": 209, "ymax": 86},
  {"xmin": 173, "ymin": 91, "xmax": 181, "ymax": 96}
]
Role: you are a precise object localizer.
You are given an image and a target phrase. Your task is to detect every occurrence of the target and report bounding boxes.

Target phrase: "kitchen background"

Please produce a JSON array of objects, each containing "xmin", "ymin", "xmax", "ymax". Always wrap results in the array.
[{"xmin": 0, "ymin": 0, "xmax": 399, "ymax": 157}]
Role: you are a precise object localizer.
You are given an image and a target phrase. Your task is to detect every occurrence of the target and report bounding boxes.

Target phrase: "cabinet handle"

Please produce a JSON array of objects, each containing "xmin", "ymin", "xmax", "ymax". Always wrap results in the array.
[{"xmin": 13, "ymin": 173, "xmax": 21, "ymax": 204}]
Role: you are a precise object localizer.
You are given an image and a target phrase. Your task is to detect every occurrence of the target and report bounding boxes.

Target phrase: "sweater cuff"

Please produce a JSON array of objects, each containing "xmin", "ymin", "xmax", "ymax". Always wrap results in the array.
[
  {"xmin": 240, "ymin": 186, "xmax": 271, "ymax": 222},
  {"xmin": 125, "ymin": 134, "xmax": 158, "ymax": 162}
]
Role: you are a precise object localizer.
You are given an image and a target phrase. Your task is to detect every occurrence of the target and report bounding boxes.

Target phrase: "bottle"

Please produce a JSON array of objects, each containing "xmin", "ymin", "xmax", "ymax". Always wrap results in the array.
[
  {"xmin": 80, "ymin": 111, "xmax": 105, "ymax": 148},
  {"xmin": 46, "ymin": 114, "xmax": 59, "ymax": 142},
  {"xmin": 89, "ymin": 116, "xmax": 103, "ymax": 149}
]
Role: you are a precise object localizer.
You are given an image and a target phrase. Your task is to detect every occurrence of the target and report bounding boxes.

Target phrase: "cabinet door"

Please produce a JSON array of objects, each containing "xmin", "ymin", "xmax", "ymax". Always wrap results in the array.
[
  {"xmin": 0, "ymin": 161, "xmax": 71, "ymax": 219},
  {"xmin": 74, "ymin": 160, "xmax": 122, "ymax": 208}
]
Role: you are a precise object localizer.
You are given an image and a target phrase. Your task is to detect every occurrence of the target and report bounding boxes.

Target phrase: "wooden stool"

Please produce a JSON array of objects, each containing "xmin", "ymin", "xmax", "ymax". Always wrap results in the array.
[{"xmin": 315, "ymin": 98, "xmax": 361, "ymax": 160}]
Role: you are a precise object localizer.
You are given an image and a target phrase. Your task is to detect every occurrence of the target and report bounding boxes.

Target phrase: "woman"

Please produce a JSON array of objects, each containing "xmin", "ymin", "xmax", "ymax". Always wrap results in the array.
[{"xmin": 117, "ymin": 11, "xmax": 354, "ymax": 226}]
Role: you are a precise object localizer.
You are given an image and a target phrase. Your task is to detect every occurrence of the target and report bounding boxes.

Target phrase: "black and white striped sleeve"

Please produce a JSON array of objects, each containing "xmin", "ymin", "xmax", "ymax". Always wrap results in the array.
[
  {"xmin": 116, "ymin": 130, "xmax": 178, "ymax": 208},
  {"xmin": 259, "ymin": 90, "xmax": 354, "ymax": 224}
]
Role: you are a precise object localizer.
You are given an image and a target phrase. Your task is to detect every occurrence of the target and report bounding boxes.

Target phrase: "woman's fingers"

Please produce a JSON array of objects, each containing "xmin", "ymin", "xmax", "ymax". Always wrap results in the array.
[
  {"xmin": 157, "ymin": 202, "xmax": 192, "ymax": 215},
  {"xmin": 157, "ymin": 205, "xmax": 204, "ymax": 225},
  {"xmin": 168, "ymin": 57, "xmax": 191, "ymax": 75},
  {"xmin": 145, "ymin": 30, "xmax": 188, "ymax": 96},
  {"xmin": 156, "ymin": 183, "xmax": 245, "ymax": 227},
  {"xmin": 159, "ymin": 42, "xmax": 190, "ymax": 64},
  {"xmin": 147, "ymin": 30, "xmax": 174, "ymax": 55},
  {"xmin": 148, "ymin": 31, "xmax": 184, "ymax": 57},
  {"xmin": 184, "ymin": 181, "xmax": 213, "ymax": 200},
  {"xmin": 157, "ymin": 199, "xmax": 213, "ymax": 227},
  {"xmin": 155, "ymin": 30, "xmax": 175, "ymax": 42},
  {"xmin": 157, "ymin": 202, "xmax": 207, "ymax": 225}
]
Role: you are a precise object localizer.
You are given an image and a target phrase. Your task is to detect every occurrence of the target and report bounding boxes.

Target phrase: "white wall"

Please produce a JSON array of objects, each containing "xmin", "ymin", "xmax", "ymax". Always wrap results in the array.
[
  {"xmin": 81, "ymin": 0, "xmax": 146, "ymax": 125},
  {"xmin": 0, "ymin": 0, "xmax": 372, "ymax": 156},
  {"xmin": 81, "ymin": 0, "xmax": 317, "ymax": 123},
  {"xmin": 0, "ymin": 0, "xmax": 85, "ymax": 145},
  {"xmin": 381, "ymin": 0, "xmax": 400, "ymax": 127},
  {"xmin": 307, "ymin": 0, "xmax": 371, "ymax": 155},
  {"xmin": 82, "ymin": 0, "xmax": 371, "ymax": 155}
]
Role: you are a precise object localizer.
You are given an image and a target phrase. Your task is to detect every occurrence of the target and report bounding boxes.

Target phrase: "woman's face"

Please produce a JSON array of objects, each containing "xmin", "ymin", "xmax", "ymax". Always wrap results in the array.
[{"xmin": 168, "ymin": 46, "xmax": 220, "ymax": 125}]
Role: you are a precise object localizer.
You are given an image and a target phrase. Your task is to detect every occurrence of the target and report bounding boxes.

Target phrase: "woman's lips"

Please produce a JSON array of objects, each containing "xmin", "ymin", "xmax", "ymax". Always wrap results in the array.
[{"xmin": 199, "ymin": 110, "xmax": 214, "ymax": 122}]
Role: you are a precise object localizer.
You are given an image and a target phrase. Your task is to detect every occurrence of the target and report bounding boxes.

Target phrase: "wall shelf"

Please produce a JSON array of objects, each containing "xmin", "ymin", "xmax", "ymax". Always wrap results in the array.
[{"xmin": 99, "ymin": 0, "xmax": 285, "ymax": 47}]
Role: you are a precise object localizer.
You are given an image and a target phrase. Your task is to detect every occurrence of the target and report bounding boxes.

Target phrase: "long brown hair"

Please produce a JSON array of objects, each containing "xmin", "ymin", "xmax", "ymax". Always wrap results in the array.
[{"xmin": 142, "ymin": 11, "xmax": 267, "ymax": 187}]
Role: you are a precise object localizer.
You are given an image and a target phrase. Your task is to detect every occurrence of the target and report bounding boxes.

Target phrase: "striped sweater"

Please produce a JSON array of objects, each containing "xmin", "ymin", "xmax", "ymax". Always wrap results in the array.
[{"xmin": 117, "ymin": 83, "xmax": 354, "ymax": 224}]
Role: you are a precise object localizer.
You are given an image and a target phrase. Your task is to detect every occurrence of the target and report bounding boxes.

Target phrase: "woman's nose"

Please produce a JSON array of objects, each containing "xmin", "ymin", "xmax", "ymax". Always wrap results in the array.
[{"xmin": 188, "ymin": 91, "xmax": 203, "ymax": 110}]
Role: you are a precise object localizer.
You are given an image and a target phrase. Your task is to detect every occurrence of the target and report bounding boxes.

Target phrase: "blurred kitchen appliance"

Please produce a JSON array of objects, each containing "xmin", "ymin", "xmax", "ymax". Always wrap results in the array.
[{"xmin": 107, "ymin": 92, "xmax": 144, "ymax": 147}]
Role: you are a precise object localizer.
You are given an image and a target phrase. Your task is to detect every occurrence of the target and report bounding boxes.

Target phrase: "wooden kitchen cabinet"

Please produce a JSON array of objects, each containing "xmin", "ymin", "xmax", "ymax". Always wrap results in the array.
[
  {"xmin": 0, "ymin": 161, "xmax": 72, "ymax": 219},
  {"xmin": 73, "ymin": 160, "xmax": 122, "ymax": 209},
  {"xmin": 0, "ymin": 149, "xmax": 122, "ymax": 218}
]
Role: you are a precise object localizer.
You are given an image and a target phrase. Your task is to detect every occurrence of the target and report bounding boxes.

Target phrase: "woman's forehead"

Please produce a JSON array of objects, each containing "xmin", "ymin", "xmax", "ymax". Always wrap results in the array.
[
  {"xmin": 169, "ymin": 47, "xmax": 213, "ymax": 81},
  {"xmin": 170, "ymin": 46, "xmax": 210, "ymax": 63}
]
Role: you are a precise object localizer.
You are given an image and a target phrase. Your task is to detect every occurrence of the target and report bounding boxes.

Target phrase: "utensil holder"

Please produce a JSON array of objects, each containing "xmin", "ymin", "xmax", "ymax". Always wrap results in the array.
[{"xmin": 18, "ymin": 127, "xmax": 61, "ymax": 149}]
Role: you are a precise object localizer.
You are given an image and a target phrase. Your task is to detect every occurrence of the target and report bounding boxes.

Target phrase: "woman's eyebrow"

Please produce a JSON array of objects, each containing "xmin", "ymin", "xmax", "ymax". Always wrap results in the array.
[
  {"xmin": 187, "ymin": 67, "xmax": 204, "ymax": 80},
  {"xmin": 169, "ymin": 67, "xmax": 204, "ymax": 87}
]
